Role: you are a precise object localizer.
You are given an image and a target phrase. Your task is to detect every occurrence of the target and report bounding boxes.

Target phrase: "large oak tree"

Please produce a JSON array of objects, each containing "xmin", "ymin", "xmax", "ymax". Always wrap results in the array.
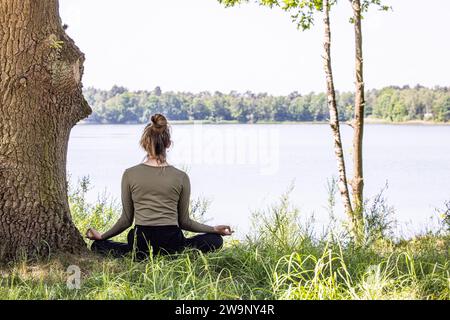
[{"xmin": 0, "ymin": 0, "xmax": 91, "ymax": 259}]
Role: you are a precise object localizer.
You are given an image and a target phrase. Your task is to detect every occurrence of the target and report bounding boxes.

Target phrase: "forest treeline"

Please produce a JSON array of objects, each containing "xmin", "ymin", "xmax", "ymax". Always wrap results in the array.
[{"xmin": 83, "ymin": 85, "xmax": 450, "ymax": 124}]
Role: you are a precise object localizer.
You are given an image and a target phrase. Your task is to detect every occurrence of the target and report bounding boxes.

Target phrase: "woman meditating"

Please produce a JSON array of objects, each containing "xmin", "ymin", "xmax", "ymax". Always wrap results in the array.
[{"xmin": 86, "ymin": 114, "xmax": 233, "ymax": 259}]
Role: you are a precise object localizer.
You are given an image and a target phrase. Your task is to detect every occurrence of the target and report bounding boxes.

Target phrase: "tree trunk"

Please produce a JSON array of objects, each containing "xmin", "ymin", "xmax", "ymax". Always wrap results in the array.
[
  {"xmin": 350, "ymin": 0, "xmax": 365, "ymax": 242},
  {"xmin": 322, "ymin": 0, "xmax": 357, "ymax": 235},
  {"xmin": 0, "ymin": 0, "xmax": 91, "ymax": 260}
]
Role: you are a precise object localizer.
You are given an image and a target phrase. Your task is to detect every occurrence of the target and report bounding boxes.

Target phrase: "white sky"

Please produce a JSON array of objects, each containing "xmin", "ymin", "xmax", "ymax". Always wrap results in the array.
[{"xmin": 59, "ymin": 0, "xmax": 450, "ymax": 95}]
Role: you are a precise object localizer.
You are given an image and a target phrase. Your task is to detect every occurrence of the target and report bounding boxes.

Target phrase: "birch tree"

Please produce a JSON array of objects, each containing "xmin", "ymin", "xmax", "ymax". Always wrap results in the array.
[{"xmin": 218, "ymin": 0, "xmax": 390, "ymax": 243}]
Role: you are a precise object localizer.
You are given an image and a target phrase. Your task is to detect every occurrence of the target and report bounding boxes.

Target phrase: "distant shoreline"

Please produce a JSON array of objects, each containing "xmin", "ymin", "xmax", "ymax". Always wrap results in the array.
[{"xmin": 77, "ymin": 118, "xmax": 450, "ymax": 126}]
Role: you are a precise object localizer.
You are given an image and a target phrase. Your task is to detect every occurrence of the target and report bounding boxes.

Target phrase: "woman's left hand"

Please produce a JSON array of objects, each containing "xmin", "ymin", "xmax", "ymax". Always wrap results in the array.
[
  {"xmin": 86, "ymin": 228, "xmax": 102, "ymax": 240},
  {"xmin": 214, "ymin": 225, "xmax": 234, "ymax": 236}
]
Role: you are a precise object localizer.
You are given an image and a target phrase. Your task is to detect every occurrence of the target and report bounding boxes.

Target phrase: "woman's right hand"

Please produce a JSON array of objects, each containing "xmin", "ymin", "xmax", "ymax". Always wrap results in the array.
[
  {"xmin": 213, "ymin": 225, "xmax": 233, "ymax": 236},
  {"xmin": 86, "ymin": 228, "xmax": 103, "ymax": 240}
]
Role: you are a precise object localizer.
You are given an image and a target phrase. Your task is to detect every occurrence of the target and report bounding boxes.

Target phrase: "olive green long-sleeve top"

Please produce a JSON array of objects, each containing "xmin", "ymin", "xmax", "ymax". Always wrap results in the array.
[{"xmin": 101, "ymin": 164, "xmax": 214, "ymax": 240}]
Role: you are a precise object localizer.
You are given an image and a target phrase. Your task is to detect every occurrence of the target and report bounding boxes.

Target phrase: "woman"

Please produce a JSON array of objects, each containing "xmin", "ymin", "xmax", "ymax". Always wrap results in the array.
[{"xmin": 86, "ymin": 114, "xmax": 232, "ymax": 259}]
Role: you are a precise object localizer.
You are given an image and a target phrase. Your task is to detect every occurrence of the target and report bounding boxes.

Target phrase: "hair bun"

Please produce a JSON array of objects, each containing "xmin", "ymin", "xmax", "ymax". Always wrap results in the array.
[
  {"xmin": 151, "ymin": 114, "xmax": 168, "ymax": 129},
  {"xmin": 141, "ymin": 113, "xmax": 171, "ymax": 165}
]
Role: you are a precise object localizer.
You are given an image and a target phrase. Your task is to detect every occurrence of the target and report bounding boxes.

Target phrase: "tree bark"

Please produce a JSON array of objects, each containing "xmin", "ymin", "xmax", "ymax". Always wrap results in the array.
[
  {"xmin": 350, "ymin": 0, "xmax": 365, "ymax": 241},
  {"xmin": 0, "ymin": 0, "xmax": 91, "ymax": 260},
  {"xmin": 322, "ymin": 0, "xmax": 356, "ymax": 234}
]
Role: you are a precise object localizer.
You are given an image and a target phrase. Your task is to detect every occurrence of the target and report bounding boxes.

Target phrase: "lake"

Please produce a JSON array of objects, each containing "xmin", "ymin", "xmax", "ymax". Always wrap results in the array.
[{"xmin": 67, "ymin": 123, "xmax": 450, "ymax": 237}]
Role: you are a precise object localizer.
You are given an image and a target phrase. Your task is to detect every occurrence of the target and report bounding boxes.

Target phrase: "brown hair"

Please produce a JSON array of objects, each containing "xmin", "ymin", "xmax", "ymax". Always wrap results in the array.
[{"xmin": 140, "ymin": 114, "xmax": 171, "ymax": 164}]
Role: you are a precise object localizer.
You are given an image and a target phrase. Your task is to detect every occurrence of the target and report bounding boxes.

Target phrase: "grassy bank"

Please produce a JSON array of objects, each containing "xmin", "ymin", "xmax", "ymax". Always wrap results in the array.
[{"xmin": 0, "ymin": 180, "xmax": 449, "ymax": 300}]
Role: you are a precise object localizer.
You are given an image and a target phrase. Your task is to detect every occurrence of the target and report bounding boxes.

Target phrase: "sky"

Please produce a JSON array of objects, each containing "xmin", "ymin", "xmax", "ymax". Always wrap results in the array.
[{"xmin": 59, "ymin": 0, "xmax": 450, "ymax": 95}]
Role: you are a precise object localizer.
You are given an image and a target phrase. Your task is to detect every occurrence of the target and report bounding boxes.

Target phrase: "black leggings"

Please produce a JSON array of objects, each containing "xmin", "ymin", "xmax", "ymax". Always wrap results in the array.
[{"xmin": 91, "ymin": 225, "xmax": 223, "ymax": 260}]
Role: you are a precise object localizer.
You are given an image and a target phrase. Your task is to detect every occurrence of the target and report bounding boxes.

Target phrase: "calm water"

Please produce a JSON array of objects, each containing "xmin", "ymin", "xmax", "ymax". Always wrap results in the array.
[{"xmin": 67, "ymin": 123, "xmax": 450, "ymax": 236}]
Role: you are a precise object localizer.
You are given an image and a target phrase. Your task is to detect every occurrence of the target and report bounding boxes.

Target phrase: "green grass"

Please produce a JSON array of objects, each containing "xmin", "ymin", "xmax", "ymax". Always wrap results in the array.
[{"xmin": 0, "ymin": 179, "xmax": 448, "ymax": 300}]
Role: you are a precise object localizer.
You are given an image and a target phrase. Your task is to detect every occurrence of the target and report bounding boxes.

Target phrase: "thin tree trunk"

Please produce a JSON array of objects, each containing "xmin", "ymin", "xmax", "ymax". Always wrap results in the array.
[
  {"xmin": 322, "ymin": 0, "xmax": 356, "ymax": 234},
  {"xmin": 350, "ymin": 0, "xmax": 365, "ymax": 241},
  {"xmin": 0, "ymin": 0, "xmax": 91, "ymax": 260}
]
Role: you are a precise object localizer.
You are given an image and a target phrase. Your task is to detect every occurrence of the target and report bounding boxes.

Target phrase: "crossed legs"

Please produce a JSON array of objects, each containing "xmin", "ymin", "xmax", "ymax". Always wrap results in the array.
[{"xmin": 91, "ymin": 229, "xmax": 223, "ymax": 258}]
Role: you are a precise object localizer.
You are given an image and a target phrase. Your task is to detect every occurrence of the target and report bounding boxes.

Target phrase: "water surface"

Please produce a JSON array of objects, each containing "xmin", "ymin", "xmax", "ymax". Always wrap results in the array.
[{"xmin": 67, "ymin": 123, "xmax": 450, "ymax": 236}]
